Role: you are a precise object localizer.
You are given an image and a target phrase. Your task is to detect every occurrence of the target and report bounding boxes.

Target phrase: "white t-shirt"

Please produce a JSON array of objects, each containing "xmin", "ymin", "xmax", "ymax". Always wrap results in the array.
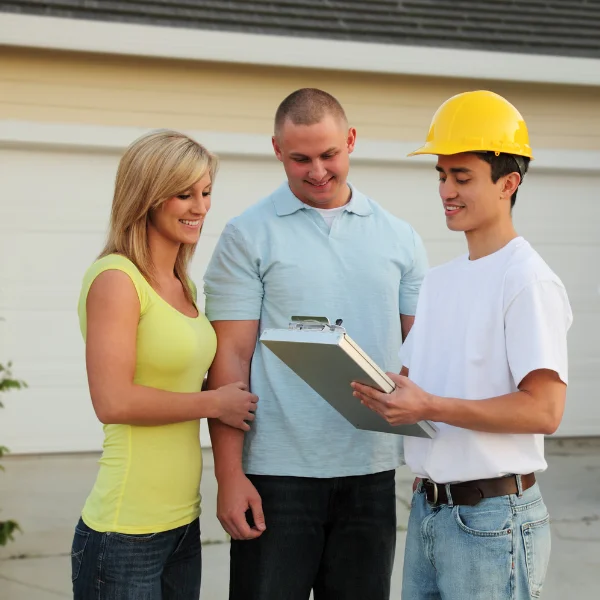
[
  {"xmin": 400, "ymin": 237, "xmax": 572, "ymax": 484},
  {"xmin": 311, "ymin": 205, "xmax": 346, "ymax": 229}
]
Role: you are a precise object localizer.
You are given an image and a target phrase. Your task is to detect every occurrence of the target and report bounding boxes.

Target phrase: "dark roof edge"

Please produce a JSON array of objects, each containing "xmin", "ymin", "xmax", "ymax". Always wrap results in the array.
[{"xmin": 2, "ymin": 12, "xmax": 600, "ymax": 87}]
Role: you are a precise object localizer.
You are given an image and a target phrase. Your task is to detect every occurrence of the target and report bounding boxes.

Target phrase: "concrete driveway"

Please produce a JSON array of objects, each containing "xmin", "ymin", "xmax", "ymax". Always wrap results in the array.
[{"xmin": 1, "ymin": 439, "xmax": 599, "ymax": 599}]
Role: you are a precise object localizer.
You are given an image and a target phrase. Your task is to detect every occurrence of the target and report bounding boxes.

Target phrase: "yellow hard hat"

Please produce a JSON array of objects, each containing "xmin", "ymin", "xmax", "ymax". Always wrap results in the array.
[{"xmin": 409, "ymin": 90, "xmax": 533, "ymax": 159}]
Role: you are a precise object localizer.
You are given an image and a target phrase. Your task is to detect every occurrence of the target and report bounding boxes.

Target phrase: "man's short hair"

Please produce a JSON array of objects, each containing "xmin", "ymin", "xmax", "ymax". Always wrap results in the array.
[
  {"xmin": 474, "ymin": 152, "xmax": 531, "ymax": 209},
  {"xmin": 274, "ymin": 88, "xmax": 348, "ymax": 137}
]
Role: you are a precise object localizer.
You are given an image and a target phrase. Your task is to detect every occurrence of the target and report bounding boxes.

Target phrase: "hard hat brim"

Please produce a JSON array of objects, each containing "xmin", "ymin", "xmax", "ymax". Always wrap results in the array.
[{"xmin": 407, "ymin": 142, "xmax": 533, "ymax": 160}]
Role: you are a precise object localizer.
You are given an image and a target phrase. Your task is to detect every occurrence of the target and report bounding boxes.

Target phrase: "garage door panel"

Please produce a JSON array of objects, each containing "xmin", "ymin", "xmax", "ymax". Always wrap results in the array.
[
  {"xmin": 566, "ymin": 314, "xmax": 600, "ymax": 378},
  {"xmin": 559, "ymin": 379, "xmax": 600, "ymax": 436},
  {"xmin": 351, "ymin": 162, "xmax": 600, "ymax": 247},
  {"xmin": 527, "ymin": 243, "xmax": 600, "ymax": 313},
  {"xmin": 0, "ymin": 149, "xmax": 117, "ymax": 232},
  {"xmin": 0, "ymin": 386, "xmax": 103, "ymax": 454},
  {"xmin": 203, "ymin": 157, "xmax": 283, "ymax": 235},
  {"xmin": 0, "ymin": 309, "xmax": 85, "ymax": 378},
  {"xmin": 0, "ymin": 233, "xmax": 105, "ymax": 310},
  {"xmin": 515, "ymin": 171, "xmax": 600, "ymax": 245},
  {"xmin": 350, "ymin": 162, "xmax": 453, "ymax": 241},
  {"xmin": 1, "ymin": 145, "xmax": 598, "ymax": 452}
]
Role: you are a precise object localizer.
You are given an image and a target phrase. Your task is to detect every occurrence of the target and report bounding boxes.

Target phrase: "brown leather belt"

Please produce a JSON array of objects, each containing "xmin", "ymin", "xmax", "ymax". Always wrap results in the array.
[{"xmin": 421, "ymin": 473, "xmax": 536, "ymax": 507}]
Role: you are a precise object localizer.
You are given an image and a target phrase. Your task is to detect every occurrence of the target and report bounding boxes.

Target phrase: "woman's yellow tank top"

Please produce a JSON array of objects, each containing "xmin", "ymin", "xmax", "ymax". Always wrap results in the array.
[{"xmin": 78, "ymin": 254, "xmax": 217, "ymax": 534}]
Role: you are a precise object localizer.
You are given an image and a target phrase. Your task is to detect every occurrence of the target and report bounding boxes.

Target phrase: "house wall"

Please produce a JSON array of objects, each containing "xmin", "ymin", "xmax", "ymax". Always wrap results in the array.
[
  {"xmin": 2, "ymin": 47, "xmax": 600, "ymax": 150},
  {"xmin": 1, "ymin": 47, "xmax": 599, "ymax": 451}
]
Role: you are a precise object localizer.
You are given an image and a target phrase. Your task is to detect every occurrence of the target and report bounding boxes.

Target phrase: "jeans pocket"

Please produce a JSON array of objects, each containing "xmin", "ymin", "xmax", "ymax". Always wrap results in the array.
[
  {"xmin": 454, "ymin": 501, "xmax": 513, "ymax": 537},
  {"xmin": 71, "ymin": 528, "xmax": 90, "ymax": 582},
  {"xmin": 522, "ymin": 514, "xmax": 551, "ymax": 598},
  {"xmin": 110, "ymin": 531, "xmax": 159, "ymax": 543}
]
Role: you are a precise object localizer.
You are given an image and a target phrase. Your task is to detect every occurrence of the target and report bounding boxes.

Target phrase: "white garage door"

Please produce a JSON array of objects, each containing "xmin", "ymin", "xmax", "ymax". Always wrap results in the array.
[{"xmin": 0, "ymin": 138, "xmax": 598, "ymax": 453}]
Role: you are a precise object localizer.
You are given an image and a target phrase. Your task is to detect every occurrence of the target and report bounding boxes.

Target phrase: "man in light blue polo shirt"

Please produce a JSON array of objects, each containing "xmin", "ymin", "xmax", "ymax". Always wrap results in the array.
[{"xmin": 204, "ymin": 88, "xmax": 428, "ymax": 600}]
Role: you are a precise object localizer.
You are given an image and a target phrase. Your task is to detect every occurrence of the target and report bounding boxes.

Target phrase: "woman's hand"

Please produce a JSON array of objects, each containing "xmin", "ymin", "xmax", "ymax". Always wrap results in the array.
[{"xmin": 214, "ymin": 382, "xmax": 259, "ymax": 431}]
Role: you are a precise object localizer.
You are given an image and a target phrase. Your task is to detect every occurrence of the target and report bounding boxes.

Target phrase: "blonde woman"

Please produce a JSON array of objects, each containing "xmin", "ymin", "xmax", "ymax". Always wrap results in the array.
[{"xmin": 70, "ymin": 130, "xmax": 258, "ymax": 600}]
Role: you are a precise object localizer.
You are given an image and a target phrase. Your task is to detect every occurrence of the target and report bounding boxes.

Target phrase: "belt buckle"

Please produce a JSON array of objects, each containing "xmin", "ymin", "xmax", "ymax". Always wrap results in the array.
[{"xmin": 427, "ymin": 480, "xmax": 439, "ymax": 506}]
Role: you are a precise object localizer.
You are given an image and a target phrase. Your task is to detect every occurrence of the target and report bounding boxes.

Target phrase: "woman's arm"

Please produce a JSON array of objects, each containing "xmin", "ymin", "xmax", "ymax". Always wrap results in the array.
[{"xmin": 85, "ymin": 270, "xmax": 256, "ymax": 427}]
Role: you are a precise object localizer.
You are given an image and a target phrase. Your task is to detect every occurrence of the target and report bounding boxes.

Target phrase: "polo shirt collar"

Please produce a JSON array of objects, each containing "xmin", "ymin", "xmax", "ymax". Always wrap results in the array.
[{"xmin": 273, "ymin": 181, "xmax": 372, "ymax": 217}]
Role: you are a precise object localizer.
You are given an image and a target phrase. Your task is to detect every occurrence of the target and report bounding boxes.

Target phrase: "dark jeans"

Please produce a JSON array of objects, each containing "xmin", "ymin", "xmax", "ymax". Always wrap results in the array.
[
  {"xmin": 230, "ymin": 470, "xmax": 397, "ymax": 600},
  {"xmin": 71, "ymin": 517, "xmax": 201, "ymax": 600}
]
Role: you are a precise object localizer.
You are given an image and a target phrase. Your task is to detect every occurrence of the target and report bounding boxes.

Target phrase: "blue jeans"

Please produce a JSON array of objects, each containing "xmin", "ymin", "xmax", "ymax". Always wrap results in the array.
[
  {"xmin": 71, "ymin": 517, "xmax": 201, "ymax": 600},
  {"xmin": 230, "ymin": 470, "xmax": 397, "ymax": 600},
  {"xmin": 402, "ymin": 481, "xmax": 551, "ymax": 600}
]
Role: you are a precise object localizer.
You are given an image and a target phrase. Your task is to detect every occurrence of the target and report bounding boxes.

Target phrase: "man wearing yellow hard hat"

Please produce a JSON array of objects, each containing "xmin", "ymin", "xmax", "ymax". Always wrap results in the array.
[{"xmin": 353, "ymin": 91, "xmax": 573, "ymax": 599}]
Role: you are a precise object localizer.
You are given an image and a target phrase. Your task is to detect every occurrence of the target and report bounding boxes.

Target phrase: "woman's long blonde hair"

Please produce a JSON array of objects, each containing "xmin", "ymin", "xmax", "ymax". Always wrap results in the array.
[{"xmin": 100, "ymin": 130, "xmax": 218, "ymax": 302}]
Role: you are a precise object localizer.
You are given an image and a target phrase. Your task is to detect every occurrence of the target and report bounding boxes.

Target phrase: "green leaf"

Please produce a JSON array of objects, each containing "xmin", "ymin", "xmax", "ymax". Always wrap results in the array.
[
  {"xmin": 0, "ymin": 361, "xmax": 27, "ymax": 393},
  {"xmin": 0, "ymin": 521, "xmax": 21, "ymax": 546},
  {"xmin": 0, "ymin": 380, "xmax": 25, "ymax": 392}
]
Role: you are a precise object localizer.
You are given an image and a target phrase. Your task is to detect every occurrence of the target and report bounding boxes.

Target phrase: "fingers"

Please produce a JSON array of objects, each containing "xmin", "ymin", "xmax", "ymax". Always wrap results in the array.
[
  {"xmin": 218, "ymin": 513, "xmax": 243, "ymax": 540},
  {"xmin": 351, "ymin": 381, "xmax": 387, "ymax": 403},
  {"xmin": 231, "ymin": 512, "xmax": 254, "ymax": 540},
  {"xmin": 249, "ymin": 496, "xmax": 266, "ymax": 533},
  {"xmin": 356, "ymin": 392, "xmax": 386, "ymax": 418},
  {"xmin": 229, "ymin": 510, "xmax": 263, "ymax": 540},
  {"xmin": 232, "ymin": 420, "xmax": 251, "ymax": 432},
  {"xmin": 351, "ymin": 385, "xmax": 393, "ymax": 423},
  {"xmin": 218, "ymin": 508, "xmax": 252, "ymax": 540},
  {"xmin": 387, "ymin": 372, "xmax": 410, "ymax": 386}
]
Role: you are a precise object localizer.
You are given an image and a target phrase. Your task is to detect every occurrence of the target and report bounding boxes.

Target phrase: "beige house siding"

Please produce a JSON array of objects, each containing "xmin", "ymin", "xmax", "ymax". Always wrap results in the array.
[{"xmin": 2, "ymin": 47, "xmax": 600, "ymax": 150}]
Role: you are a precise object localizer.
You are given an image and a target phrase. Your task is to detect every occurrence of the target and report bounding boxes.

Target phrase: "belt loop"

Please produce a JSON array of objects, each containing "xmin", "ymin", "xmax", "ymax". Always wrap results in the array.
[
  {"xmin": 445, "ymin": 483, "xmax": 454, "ymax": 507},
  {"xmin": 515, "ymin": 474, "xmax": 524, "ymax": 498}
]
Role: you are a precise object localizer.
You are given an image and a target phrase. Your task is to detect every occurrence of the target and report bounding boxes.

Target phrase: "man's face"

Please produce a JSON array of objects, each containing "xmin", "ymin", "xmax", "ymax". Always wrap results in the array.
[
  {"xmin": 272, "ymin": 115, "xmax": 356, "ymax": 209},
  {"xmin": 435, "ymin": 153, "xmax": 517, "ymax": 232}
]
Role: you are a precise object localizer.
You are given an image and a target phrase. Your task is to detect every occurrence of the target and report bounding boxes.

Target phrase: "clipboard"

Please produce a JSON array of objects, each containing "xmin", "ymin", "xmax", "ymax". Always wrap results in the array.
[{"xmin": 260, "ymin": 317, "xmax": 437, "ymax": 439}]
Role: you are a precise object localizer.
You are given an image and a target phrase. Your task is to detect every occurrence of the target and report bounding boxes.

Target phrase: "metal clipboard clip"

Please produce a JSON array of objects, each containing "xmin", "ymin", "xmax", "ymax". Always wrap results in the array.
[{"xmin": 288, "ymin": 316, "xmax": 346, "ymax": 332}]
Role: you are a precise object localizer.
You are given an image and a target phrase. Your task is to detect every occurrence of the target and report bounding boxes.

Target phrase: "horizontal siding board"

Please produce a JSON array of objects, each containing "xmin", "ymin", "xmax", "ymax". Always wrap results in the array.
[{"xmin": 2, "ymin": 49, "xmax": 600, "ymax": 150}]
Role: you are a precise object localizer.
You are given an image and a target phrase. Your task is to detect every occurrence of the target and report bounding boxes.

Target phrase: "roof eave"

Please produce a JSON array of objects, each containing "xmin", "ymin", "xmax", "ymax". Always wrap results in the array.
[{"xmin": 2, "ymin": 13, "xmax": 600, "ymax": 87}]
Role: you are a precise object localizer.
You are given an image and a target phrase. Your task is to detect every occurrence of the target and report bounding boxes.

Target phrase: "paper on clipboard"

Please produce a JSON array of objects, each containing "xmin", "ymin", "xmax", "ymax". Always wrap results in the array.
[{"xmin": 260, "ymin": 317, "xmax": 437, "ymax": 439}]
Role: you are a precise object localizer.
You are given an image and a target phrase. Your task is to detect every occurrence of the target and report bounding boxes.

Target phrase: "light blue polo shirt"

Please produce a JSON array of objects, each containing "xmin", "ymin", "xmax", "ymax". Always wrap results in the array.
[{"xmin": 204, "ymin": 182, "xmax": 428, "ymax": 477}]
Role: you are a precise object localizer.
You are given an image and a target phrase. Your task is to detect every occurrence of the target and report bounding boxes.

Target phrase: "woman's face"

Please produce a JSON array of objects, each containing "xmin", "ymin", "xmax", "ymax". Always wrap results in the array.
[{"xmin": 148, "ymin": 172, "xmax": 212, "ymax": 246}]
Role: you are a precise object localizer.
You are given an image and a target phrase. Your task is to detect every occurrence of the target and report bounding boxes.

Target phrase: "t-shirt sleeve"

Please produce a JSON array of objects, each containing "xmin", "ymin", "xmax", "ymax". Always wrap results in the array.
[
  {"xmin": 78, "ymin": 257, "xmax": 150, "ymax": 339},
  {"xmin": 399, "ymin": 227, "xmax": 428, "ymax": 316},
  {"xmin": 505, "ymin": 280, "xmax": 572, "ymax": 387},
  {"xmin": 203, "ymin": 222, "xmax": 264, "ymax": 321}
]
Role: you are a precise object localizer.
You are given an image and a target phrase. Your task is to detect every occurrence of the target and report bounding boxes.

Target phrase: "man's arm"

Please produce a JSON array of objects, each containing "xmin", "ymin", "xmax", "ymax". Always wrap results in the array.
[
  {"xmin": 207, "ymin": 320, "xmax": 266, "ymax": 540},
  {"xmin": 400, "ymin": 314, "xmax": 415, "ymax": 342},
  {"xmin": 353, "ymin": 368, "xmax": 566, "ymax": 435},
  {"xmin": 428, "ymin": 370, "xmax": 565, "ymax": 434},
  {"xmin": 382, "ymin": 279, "xmax": 571, "ymax": 435}
]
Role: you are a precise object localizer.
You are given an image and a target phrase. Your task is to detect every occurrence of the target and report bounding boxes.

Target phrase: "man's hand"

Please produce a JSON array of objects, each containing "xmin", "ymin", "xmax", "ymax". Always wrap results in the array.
[
  {"xmin": 351, "ymin": 373, "xmax": 430, "ymax": 426},
  {"xmin": 216, "ymin": 472, "xmax": 266, "ymax": 540}
]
